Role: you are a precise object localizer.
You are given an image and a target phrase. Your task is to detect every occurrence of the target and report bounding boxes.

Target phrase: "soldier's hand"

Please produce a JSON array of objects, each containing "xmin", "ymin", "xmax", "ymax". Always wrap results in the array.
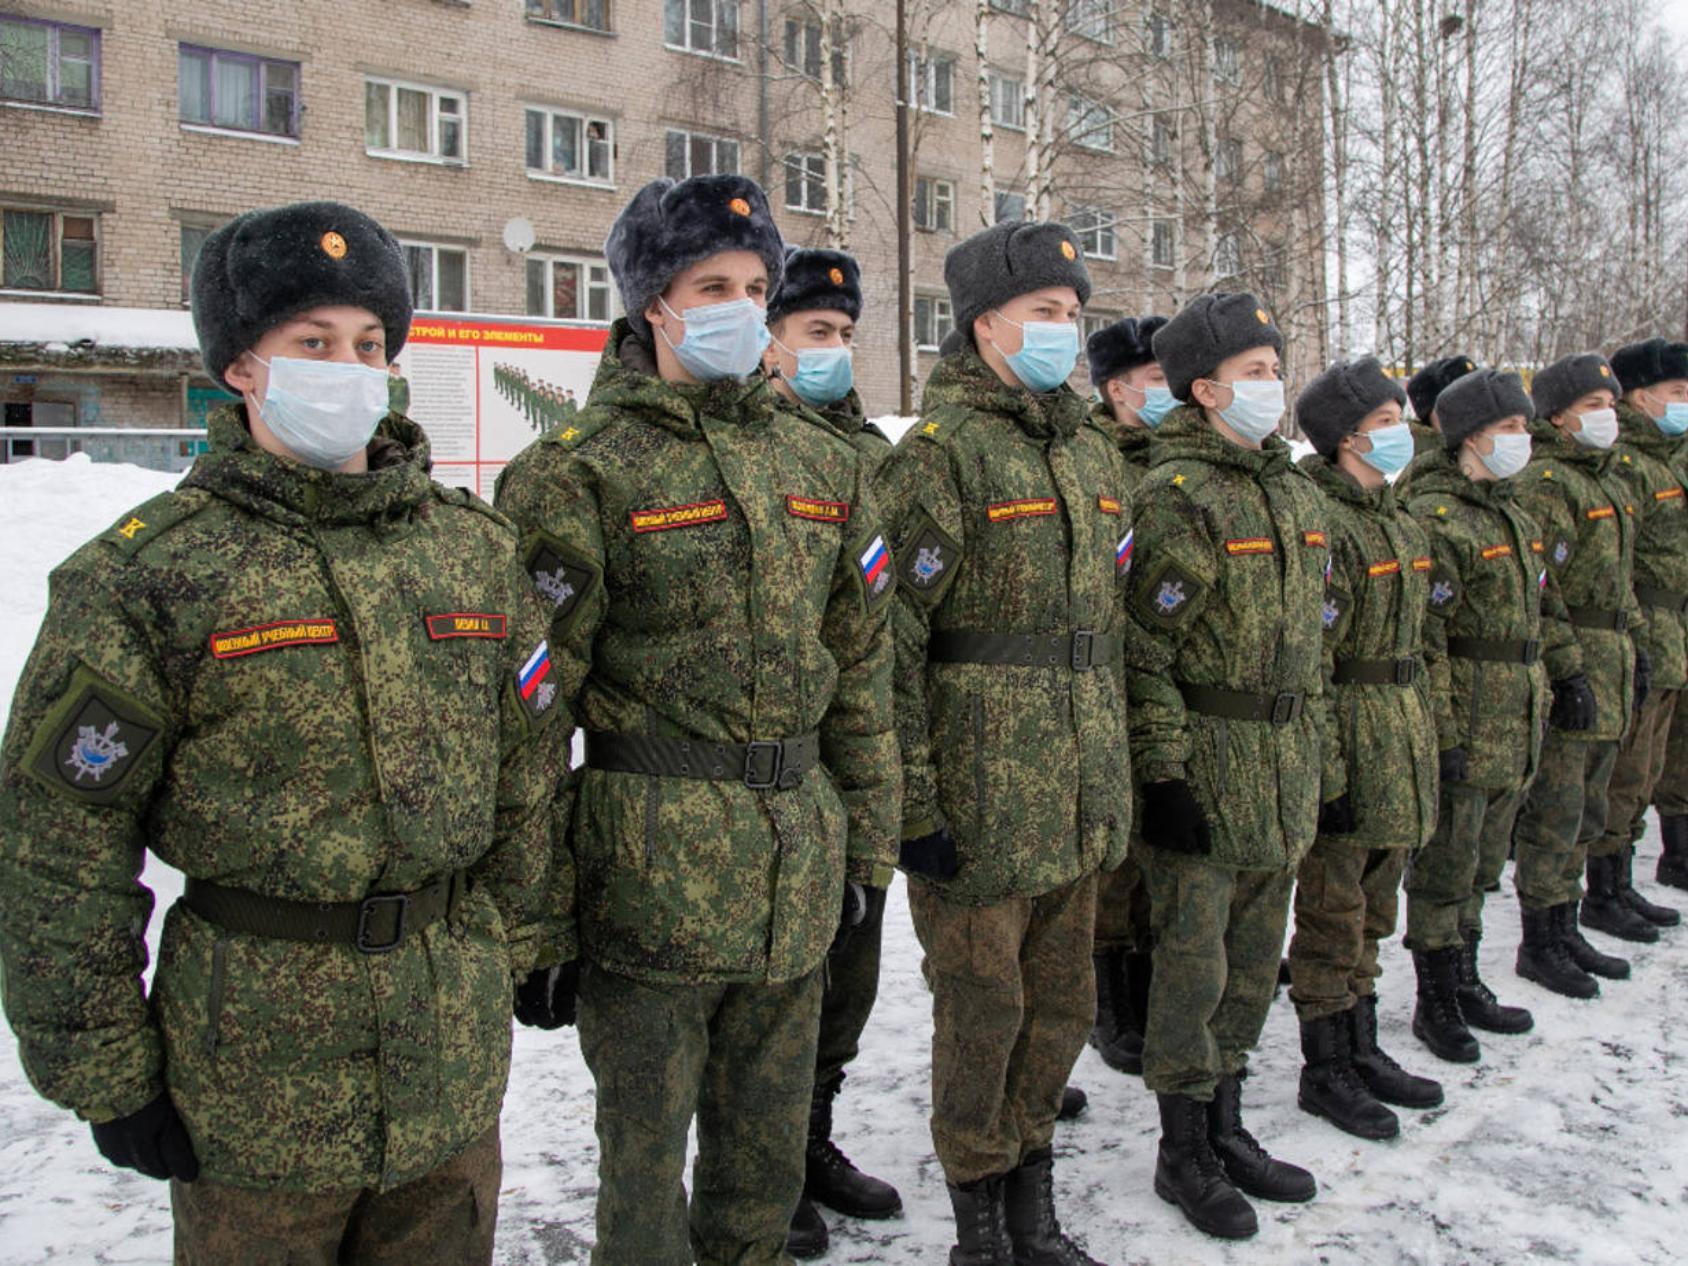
[
  {"xmin": 1140, "ymin": 780, "xmax": 1212, "ymax": 855},
  {"xmin": 1438, "ymin": 746, "xmax": 1468, "ymax": 786},
  {"xmin": 900, "ymin": 828, "xmax": 960, "ymax": 879},
  {"xmin": 1550, "ymin": 673, "xmax": 1597, "ymax": 733},
  {"xmin": 1634, "ymin": 646, "xmax": 1652, "ymax": 714},
  {"xmin": 514, "ymin": 961, "xmax": 579, "ymax": 1030},
  {"xmin": 831, "ymin": 881, "xmax": 869, "ymax": 955},
  {"xmin": 90, "ymin": 1092, "xmax": 199, "ymax": 1183},
  {"xmin": 1318, "ymin": 793, "xmax": 1358, "ymax": 836}
]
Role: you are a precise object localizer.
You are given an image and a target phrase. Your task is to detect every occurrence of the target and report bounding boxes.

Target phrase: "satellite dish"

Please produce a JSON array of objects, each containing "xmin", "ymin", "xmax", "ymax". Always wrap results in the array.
[{"xmin": 502, "ymin": 217, "xmax": 536, "ymax": 254}]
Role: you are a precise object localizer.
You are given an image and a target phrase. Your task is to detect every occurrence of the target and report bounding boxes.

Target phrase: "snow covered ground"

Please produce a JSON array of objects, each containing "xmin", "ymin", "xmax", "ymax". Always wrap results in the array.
[{"xmin": 2, "ymin": 452, "xmax": 1686, "ymax": 1265}]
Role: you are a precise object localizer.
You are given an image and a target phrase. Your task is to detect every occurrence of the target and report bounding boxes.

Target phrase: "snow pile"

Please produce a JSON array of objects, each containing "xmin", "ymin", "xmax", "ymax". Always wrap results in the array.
[
  {"xmin": 0, "ymin": 302, "xmax": 200, "ymax": 353},
  {"xmin": 1, "ymin": 455, "xmax": 1685, "ymax": 1265}
]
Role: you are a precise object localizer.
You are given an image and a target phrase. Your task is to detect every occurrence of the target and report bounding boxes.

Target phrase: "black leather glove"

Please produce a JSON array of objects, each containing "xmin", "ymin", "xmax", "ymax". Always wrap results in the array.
[
  {"xmin": 831, "ymin": 880, "xmax": 869, "ymax": 954},
  {"xmin": 1549, "ymin": 672, "xmax": 1598, "ymax": 733},
  {"xmin": 90, "ymin": 1092, "xmax": 199, "ymax": 1183},
  {"xmin": 514, "ymin": 960, "xmax": 579, "ymax": 1030},
  {"xmin": 1634, "ymin": 646, "xmax": 1652, "ymax": 714},
  {"xmin": 1140, "ymin": 780, "xmax": 1212, "ymax": 855},
  {"xmin": 1318, "ymin": 792, "xmax": 1358, "ymax": 835},
  {"xmin": 1438, "ymin": 746, "xmax": 1468, "ymax": 785},
  {"xmin": 900, "ymin": 828, "xmax": 960, "ymax": 879}
]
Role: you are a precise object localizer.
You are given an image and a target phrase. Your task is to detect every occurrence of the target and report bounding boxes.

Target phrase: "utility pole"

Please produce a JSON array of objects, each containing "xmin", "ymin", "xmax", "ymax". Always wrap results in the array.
[{"xmin": 895, "ymin": 0, "xmax": 912, "ymax": 414}]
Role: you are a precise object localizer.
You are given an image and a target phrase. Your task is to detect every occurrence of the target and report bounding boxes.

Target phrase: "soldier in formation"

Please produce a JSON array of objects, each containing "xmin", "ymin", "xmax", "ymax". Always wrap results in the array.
[{"xmin": 495, "ymin": 361, "xmax": 580, "ymax": 433}]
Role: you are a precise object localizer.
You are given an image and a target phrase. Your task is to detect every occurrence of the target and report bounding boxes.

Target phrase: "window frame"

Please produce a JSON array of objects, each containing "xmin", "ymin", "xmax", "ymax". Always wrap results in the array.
[
  {"xmin": 665, "ymin": 0, "xmax": 741, "ymax": 62},
  {"xmin": 906, "ymin": 49, "xmax": 955, "ymax": 116},
  {"xmin": 178, "ymin": 220, "xmax": 222, "ymax": 305},
  {"xmin": 365, "ymin": 77, "xmax": 468, "ymax": 164},
  {"xmin": 1069, "ymin": 207, "xmax": 1117, "ymax": 261},
  {"xmin": 1214, "ymin": 232, "xmax": 1242, "ymax": 279},
  {"xmin": 1064, "ymin": 0, "xmax": 1115, "ymax": 45},
  {"xmin": 913, "ymin": 175, "xmax": 956, "ymax": 234},
  {"xmin": 0, "ymin": 16, "xmax": 100, "ymax": 112},
  {"xmin": 1263, "ymin": 150, "xmax": 1284, "ymax": 194},
  {"xmin": 987, "ymin": 67, "xmax": 1025, "ymax": 131},
  {"xmin": 1150, "ymin": 115, "xmax": 1175, "ymax": 166},
  {"xmin": 0, "ymin": 205, "xmax": 99, "ymax": 297},
  {"xmin": 525, "ymin": 0, "xmax": 613, "ymax": 33},
  {"xmin": 783, "ymin": 150, "xmax": 836, "ymax": 216},
  {"xmin": 664, "ymin": 127, "xmax": 741, "ymax": 179},
  {"xmin": 914, "ymin": 293, "xmax": 955, "ymax": 352},
  {"xmin": 1215, "ymin": 135, "xmax": 1243, "ymax": 185},
  {"xmin": 1213, "ymin": 35, "xmax": 1242, "ymax": 85},
  {"xmin": 1150, "ymin": 219, "xmax": 1176, "ymax": 270},
  {"xmin": 398, "ymin": 239, "xmax": 470, "ymax": 313},
  {"xmin": 994, "ymin": 189, "xmax": 1027, "ymax": 224},
  {"xmin": 782, "ymin": 13, "xmax": 847, "ymax": 83},
  {"xmin": 178, "ymin": 44, "xmax": 300, "ymax": 140},
  {"xmin": 1145, "ymin": 11, "xmax": 1174, "ymax": 59},
  {"xmin": 1067, "ymin": 93, "xmax": 1113, "ymax": 153},
  {"xmin": 525, "ymin": 253, "xmax": 616, "ymax": 322},
  {"xmin": 524, "ymin": 105, "xmax": 615, "ymax": 187}
]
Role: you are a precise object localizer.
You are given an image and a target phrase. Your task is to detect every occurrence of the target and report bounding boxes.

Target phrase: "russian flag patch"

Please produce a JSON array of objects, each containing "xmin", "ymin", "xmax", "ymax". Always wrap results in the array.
[
  {"xmin": 860, "ymin": 535, "xmax": 889, "ymax": 587},
  {"xmin": 519, "ymin": 641, "xmax": 551, "ymax": 700},
  {"xmin": 1116, "ymin": 529, "xmax": 1134, "ymax": 574}
]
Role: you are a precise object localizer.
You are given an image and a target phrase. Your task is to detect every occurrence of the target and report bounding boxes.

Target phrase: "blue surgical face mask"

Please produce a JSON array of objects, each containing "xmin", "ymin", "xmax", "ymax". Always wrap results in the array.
[
  {"xmin": 1357, "ymin": 421, "xmax": 1414, "ymax": 476},
  {"xmin": 658, "ymin": 296, "xmax": 770, "ymax": 382},
  {"xmin": 1117, "ymin": 380, "xmax": 1176, "ymax": 428},
  {"xmin": 1477, "ymin": 431, "xmax": 1532, "ymax": 479},
  {"xmin": 1659, "ymin": 400, "xmax": 1688, "ymax": 437},
  {"xmin": 1214, "ymin": 378, "xmax": 1285, "ymax": 442},
  {"xmin": 775, "ymin": 337, "xmax": 854, "ymax": 406},
  {"xmin": 250, "ymin": 354, "xmax": 389, "ymax": 470},
  {"xmin": 992, "ymin": 311, "xmax": 1079, "ymax": 393},
  {"xmin": 1570, "ymin": 407, "xmax": 1618, "ymax": 450}
]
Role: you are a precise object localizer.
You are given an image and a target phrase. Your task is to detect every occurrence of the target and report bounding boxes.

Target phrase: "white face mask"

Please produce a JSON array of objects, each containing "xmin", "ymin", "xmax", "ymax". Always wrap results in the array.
[
  {"xmin": 1214, "ymin": 378, "xmax": 1285, "ymax": 442},
  {"xmin": 250, "ymin": 355, "xmax": 390, "ymax": 470},
  {"xmin": 1477, "ymin": 431, "xmax": 1532, "ymax": 479},
  {"xmin": 1570, "ymin": 407, "xmax": 1619, "ymax": 450}
]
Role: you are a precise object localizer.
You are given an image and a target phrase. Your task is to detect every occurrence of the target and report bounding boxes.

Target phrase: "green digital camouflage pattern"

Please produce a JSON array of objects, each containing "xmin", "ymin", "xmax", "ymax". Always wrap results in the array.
[
  {"xmin": 907, "ymin": 871, "xmax": 1096, "ymax": 1185},
  {"xmin": 1513, "ymin": 733, "xmax": 1617, "ymax": 909},
  {"xmin": 1300, "ymin": 456, "xmax": 1438, "ymax": 851},
  {"xmin": 796, "ymin": 386, "xmax": 893, "ymax": 479},
  {"xmin": 1408, "ymin": 419, "xmax": 1441, "ymax": 457},
  {"xmin": 1120, "ymin": 405, "xmax": 1332, "ymax": 871},
  {"xmin": 1287, "ymin": 840, "xmax": 1409, "ymax": 1020},
  {"xmin": 1139, "ymin": 850, "xmax": 1294, "ymax": 1099},
  {"xmin": 815, "ymin": 880, "xmax": 888, "ymax": 1086},
  {"xmin": 1600, "ymin": 688, "xmax": 1681, "ymax": 855},
  {"xmin": 1513, "ymin": 423, "xmax": 1643, "ymax": 741},
  {"xmin": 0, "ymin": 406, "xmax": 563, "ymax": 1193},
  {"xmin": 1398, "ymin": 445, "xmax": 1578, "ymax": 789},
  {"xmin": 1404, "ymin": 784, "xmax": 1523, "ymax": 949},
  {"xmin": 493, "ymin": 321, "xmax": 898, "ymax": 987},
  {"xmin": 575, "ymin": 963, "xmax": 823, "ymax": 1266},
  {"xmin": 171, "ymin": 1123, "xmax": 501, "ymax": 1266},
  {"xmin": 877, "ymin": 348, "xmax": 1132, "ymax": 904},
  {"xmin": 1654, "ymin": 689, "xmax": 1688, "ymax": 817},
  {"xmin": 1087, "ymin": 399, "xmax": 1154, "ymax": 494},
  {"xmin": 1613, "ymin": 402, "xmax": 1688, "ymax": 689}
]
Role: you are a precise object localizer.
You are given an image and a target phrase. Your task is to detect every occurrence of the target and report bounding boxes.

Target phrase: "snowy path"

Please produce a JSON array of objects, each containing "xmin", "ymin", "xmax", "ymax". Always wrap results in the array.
[{"xmin": 2, "ymin": 457, "xmax": 1685, "ymax": 1264}]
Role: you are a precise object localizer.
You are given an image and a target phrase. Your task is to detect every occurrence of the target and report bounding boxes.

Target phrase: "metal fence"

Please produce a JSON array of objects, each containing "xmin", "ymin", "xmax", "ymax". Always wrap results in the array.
[{"xmin": 0, "ymin": 427, "xmax": 208, "ymax": 473}]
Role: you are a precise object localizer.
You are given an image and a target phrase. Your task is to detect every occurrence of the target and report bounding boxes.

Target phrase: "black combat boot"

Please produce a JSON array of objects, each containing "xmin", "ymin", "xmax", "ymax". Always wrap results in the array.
[
  {"xmin": 1057, "ymin": 1085, "xmax": 1087, "ymax": 1121},
  {"xmin": 1658, "ymin": 815, "xmax": 1688, "ymax": 891},
  {"xmin": 1515, "ymin": 905, "xmax": 1598, "ymax": 999},
  {"xmin": 947, "ymin": 1174, "xmax": 1014, "ymax": 1266},
  {"xmin": 1153, "ymin": 1093, "xmax": 1257, "ymax": 1240},
  {"xmin": 1297, "ymin": 1011, "xmax": 1399, "ymax": 1140},
  {"xmin": 1207, "ymin": 1072, "xmax": 1317, "ymax": 1203},
  {"xmin": 1002, "ymin": 1149, "xmax": 1106, "ymax": 1265},
  {"xmin": 1410, "ymin": 946, "xmax": 1480, "ymax": 1063},
  {"xmin": 806, "ymin": 1075, "xmax": 902, "ymax": 1219},
  {"xmin": 1349, "ymin": 993, "xmax": 1443, "ymax": 1109},
  {"xmin": 786, "ymin": 1197, "xmax": 828, "ymax": 1259},
  {"xmin": 1582, "ymin": 854, "xmax": 1660, "ymax": 943},
  {"xmin": 1088, "ymin": 949, "xmax": 1143, "ymax": 1074},
  {"xmin": 1456, "ymin": 929, "xmax": 1534, "ymax": 1033},
  {"xmin": 1559, "ymin": 901, "xmax": 1629, "ymax": 980},
  {"xmin": 1616, "ymin": 845, "xmax": 1680, "ymax": 927}
]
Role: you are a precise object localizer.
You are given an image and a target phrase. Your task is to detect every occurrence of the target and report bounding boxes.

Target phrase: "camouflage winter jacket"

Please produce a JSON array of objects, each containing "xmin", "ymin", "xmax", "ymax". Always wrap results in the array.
[
  {"xmin": 792, "ymin": 385, "xmax": 893, "ymax": 479},
  {"xmin": 1514, "ymin": 422, "xmax": 1644, "ymax": 742},
  {"xmin": 1299, "ymin": 456, "xmax": 1437, "ymax": 850},
  {"xmin": 877, "ymin": 347, "xmax": 1132, "ymax": 904},
  {"xmin": 1613, "ymin": 402, "xmax": 1688, "ymax": 691},
  {"xmin": 0, "ymin": 407, "xmax": 562, "ymax": 1194},
  {"xmin": 1087, "ymin": 400, "xmax": 1154, "ymax": 495},
  {"xmin": 494, "ymin": 321, "xmax": 898, "ymax": 986},
  {"xmin": 1399, "ymin": 445, "xmax": 1578, "ymax": 790},
  {"xmin": 1121, "ymin": 406, "xmax": 1332, "ymax": 871}
]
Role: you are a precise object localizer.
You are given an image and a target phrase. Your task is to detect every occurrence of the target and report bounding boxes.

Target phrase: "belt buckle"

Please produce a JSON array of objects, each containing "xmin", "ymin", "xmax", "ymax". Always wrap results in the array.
[
  {"xmin": 744, "ymin": 741, "xmax": 783, "ymax": 791},
  {"xmin": 1270, "ymin": 692, "xmax": 1301, "ymax": 725},
  {"xmin": 356, "ymin": 893, "xmax": 410, "ymax": 954},
  {"xmin": 1070, "ymin": 630, "xmax": 1096, "ymax": 672},
  {"xmin": 1521, "ymin": 638, "xmax": 1541, "ymax": 665},
  {"xmin": 1394, "ymin": 659, "xmax": 1416, "ymax": 686}
]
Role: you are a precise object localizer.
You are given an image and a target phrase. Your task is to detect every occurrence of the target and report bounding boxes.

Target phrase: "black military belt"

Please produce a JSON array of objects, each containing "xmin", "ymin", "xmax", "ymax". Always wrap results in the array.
[
  {"xmin": 1446, "ymin": 636, "xmax": 1540, "ymax": 665},
  {"xmin": 1179, "ymin": 683, "xmax": 1305, "ymax": 725},
  {"xmin": 930, "ymin": 630, "xmax": 1121, "ymax": 672},
  {"xmin": 585, "ymin": 730, "xmax": 819, "ymax": 790},
  {"xmin": 183, "ymin": 871, "xmax": 467, "ymax": 955},
  {"xmin": 1564, "ymin": 605, "xmax": 1630, "ymax": 632},
  {"xmin": 1635, "ymin": 585, "xmax": 1688, "ymax": 615},
  {"xmin": 1333, "ymin": 656, "xmax": 1420, "ymax": 686}
]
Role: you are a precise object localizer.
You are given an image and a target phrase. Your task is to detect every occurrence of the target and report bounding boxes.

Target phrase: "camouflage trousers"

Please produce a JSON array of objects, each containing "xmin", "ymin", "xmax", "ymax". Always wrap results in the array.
[
  {"xmin": 1286, "ymin": 837, "xmax": 1408, "ymax": 1021},
  {"xmin": 1513, "ymin": 734, "xmax": 1618, "ymax": 909},
  {"xmin": 908, "ymin": 870, "xmax": 1096, "ymax": 1186},
  {"xmin": 1599, "ymin": 688, "xmax": 1681, "ymax": 856},
  {"xmin": 1654, "ymin": 686, "xmax": 1688, "ymax": 818},
  {"xmin": 171, "ymin": 1124, "xmax": 499, "ymax": 1266},
  {"xmin": 1093, "ymin": 844, "xmax": 1153, "ymax": 953},
  {"xmin": 576, "ymin": 962, "xmax": 822, "ymax": 1266},
  {"xmin": 816, "ymin": 880, "xmax": 889, "ymax": 1089},
  {"xmin": 1404, "ymin": 784, "xmax": 1524, "ymax": 951},
  {"xmin": 1139, "ymin": 850, "xmax": 1295, "ymax": 1100}
]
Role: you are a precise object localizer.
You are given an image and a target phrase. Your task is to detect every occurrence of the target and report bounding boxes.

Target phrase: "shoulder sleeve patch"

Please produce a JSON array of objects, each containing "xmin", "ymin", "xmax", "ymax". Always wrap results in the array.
[
  {"xmin": 523, "ymin": 533, "xmax": 601, "ymax": 634},
  {"xmin": 1131, "ymin": 557, "xmax": 1208, "ymax": 627},
  {"xmin": 509, "ymin": 639, "xmax": 560, "ymax": 735},
  {"xmin": 1322, "ymin": 585, "xmax": 1353, "ymax": 640},
  {"xmin": 852, "ymin": 529, "xmax": 896, "ymax": 612},
  {"xmin": 897, "ymin": 511, "xmax": 962, "ymax": 605},
  {"xmin": 1427, "ymin": 567, "xmax": 1460, "ymax": 614},
  {"xmin": 101, "ymin": 491, "xmax": 206, "ymax": 558},
  {"xmin": 22, "ymin": 663, "xmax": 167, "ymax": 805}
]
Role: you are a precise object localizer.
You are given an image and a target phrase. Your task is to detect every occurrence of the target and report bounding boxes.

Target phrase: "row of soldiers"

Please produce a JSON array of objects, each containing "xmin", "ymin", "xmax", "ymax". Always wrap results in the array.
[
  {"xmin": 0, "ymin": 179, "xmax": 1682, "ymax": 1266},
  {"xmin": 493, "ymin": 359, "xmax": 579, "ymax": 432}
]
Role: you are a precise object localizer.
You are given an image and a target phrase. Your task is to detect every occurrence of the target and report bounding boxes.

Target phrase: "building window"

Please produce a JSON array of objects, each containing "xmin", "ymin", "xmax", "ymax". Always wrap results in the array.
[
  {"xmin": 914, "ymin": 176, "xmax": 955, "ymax": 233},
  {"xmin": 995, "ymin": 189, "xmax": 1026, "ymax": 223},
  {"xmin": 1263, "ymin": 55, "xmax": 1285, "ymax": 103},
  {"xmin": 989, "ymin": 0, "xmax": 1031, "ymax": 14},
  {"xmin": 1081, "ymin": 311, "xmax": 1118, "ymax": 346},
  {"xmin": 401, "ymin": 241, "xmax": 468, "ymax": 311},
  {"xmin": 1145, "ymin": 11, "xmax": 1174, "ymax": 59},
  {"xmin": 1, "ymin": 207, "xmax": 96, "ymax": 294},
  {"xmin": 665, "ymin": 128, "xmax": 740, "ymax": 178},
  {"xmin": 1215, "ymin": 136, "xmax": 1242, "ymax": 185},
  {"xmin": 1151, "ymin": 115, "xmax": 1175, "ymax": 166},
  {"xmin": 1263, "ymin": 248, "xmax": 1288, "ymax": 291},
  {"xmin": 179, "ymin": 222, "xmax": 220, "ymax": 304},
  {"xmin": 906, "ymin": 50, "xmax": 954, "ymax": 115},
  {"xmin": 1065, "ymin": 0, "xmax": 1114, "ymax": 43},
  {"xmin": 1264, "ymin": 151, "xmax": 1284, "ymax": 193},
  {"xmin": 783, "ymin": 14, "xmax": 846, "ymax": 83},
  {"xmin": 1070, "ymin": 207, "xmax": 1116, "ymax": 260},
  {"xmin": 987, "ymin": 68, "xmax": 1024, "ymax": 130},
  {"xmin": 784, "ymin": 152, "xmax": 830, "ymax": 214},
  {"xmin": 0, "ymin": 17, "xmax": 98, "ymax": 111},
  {"xmin": 1214, "ymin": 232, "xmax": 1241, "ymax": 279},
  {"xmin": 526, "ymin": 0, "xmax": 612, "ymax": 31},
  {"xmin": 179, "ymin": 47, "xmax": 299, "ymax": 138},
  {"xmin": 526, "ymin": 255, "xmax": 614, "ymax": 321},
  {"xmin": 525, "ymin": 108, "xmax": 613, "ymax": 184},
  {"xmin": 365, "ymin": 79, "xmax": 466, "ymax": 162},
  {"xmin": 1067, "ymin": 94, "xmax": 1112, "ymax": 152},
  {"xmin": 666, "ymin": 0, "xmax": 738, "ymax": 59},
  {"xmin": 1213, "ymin": 35, "xmax": 1241, "ymax": 85},
  {"xmin": 1151, "ymin": 219, "xmax": 1176, "ymax": 269},
  {"xmin": 914, "ymin": 294, "xmax": 953, "ymax": 350}
]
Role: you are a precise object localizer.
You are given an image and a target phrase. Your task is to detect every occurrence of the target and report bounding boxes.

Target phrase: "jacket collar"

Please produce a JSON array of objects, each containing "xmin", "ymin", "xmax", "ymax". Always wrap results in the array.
[
  {"xmin": 920, "ymin": 345, "xmax": 1087, "ymax": 442},
  {"xmin": 1149, "ymin": 404, "xmax": 1296, "ymax": 477},
  {"xmin": 582, "ymin": 318, "xmax": 779, "ymax": 440}
]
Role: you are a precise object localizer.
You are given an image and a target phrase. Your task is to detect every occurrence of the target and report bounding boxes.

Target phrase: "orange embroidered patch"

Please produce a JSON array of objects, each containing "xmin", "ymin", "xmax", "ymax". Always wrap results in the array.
[
  {"xmin": 987, "ymin": 498, "xmax": 1059, "ymax": 523},
  {"xmin": 786, "ymin": 495, "xmax": 850, "ymax": 524},
  {"xmin": 211, "ymin": 619, "xmax": 338, "ymax": 659},
  {"xmin": 630, "ymin": 500, "xmax": 729, "ymax": 533},
  {"xmin": 1225, "ymin": 537, "xmax": 1275, "ymax": 555}
]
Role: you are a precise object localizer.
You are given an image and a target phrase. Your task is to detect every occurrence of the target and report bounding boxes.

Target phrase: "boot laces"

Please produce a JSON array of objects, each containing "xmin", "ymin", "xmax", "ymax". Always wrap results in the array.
[{"xmin": 810, "ymin": 1136, "xmax": 859, "ymax": 1177}]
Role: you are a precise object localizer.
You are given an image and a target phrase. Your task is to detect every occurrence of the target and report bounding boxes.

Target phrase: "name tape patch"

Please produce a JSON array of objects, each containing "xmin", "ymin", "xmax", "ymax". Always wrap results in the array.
[
  {"xmin": 1368, "ymin": 559, "xmax": 1401, "ymax": 577},
  {"xmin": 211, "ymin": 619, "xmax": 339, "ymax": 659},
  {"xmin": 425, "ymin": 612, "xmax": 508, "ymax": 640},
  {"xmin": 1098, "ymin": 495, "xmax": 1122, "ymax": 516},
  {"xmin": 1586, "ymin": 505, "xmax": 1617, "ymax": 520},
  {"xmin": 1658, "ymin": 487, "xmax": 1685, "ymax": 502},
  {"xmin": 1303, "ymin": 530, "xmax": 1328, "ymax": 548},
  {"xmin": 1225, "ymin": 537, "xmax": 1275, "ymax": 556},
  {"xmin": 786, "ymin": 495, "xmax": 851, "ymax": 525},
  {"xmin": 1411, "ymin": 556, "xmax": 1433, "ymax": 571},
  {"xmin": 1480, "ymin": 544, "xmax": 1513, "ymax": 560},
  {"xmin": 987, "ymin": 498, "xmax": 1059, "ymax": 524},
  {"xmin": 631, "ymin": 500, "xmax": 729, "ymax": 533}
]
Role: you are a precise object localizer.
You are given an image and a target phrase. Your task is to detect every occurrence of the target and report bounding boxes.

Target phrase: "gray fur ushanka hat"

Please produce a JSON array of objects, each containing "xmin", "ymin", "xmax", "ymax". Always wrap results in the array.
[
  {"xmin": 1295, "ymin": 357, "xmax": 1407, "ymax": 458},
  {"xmin": 1436, "ymin": 367, "xmax": 1534, "ymax": 449},
  {"xmin": 943, "ymin": 220, "xmax": 1091, "ymax": 344},
  {"xmin": 1151, "ymin": 292, "xmax": 1284, "ymax": 403}
]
